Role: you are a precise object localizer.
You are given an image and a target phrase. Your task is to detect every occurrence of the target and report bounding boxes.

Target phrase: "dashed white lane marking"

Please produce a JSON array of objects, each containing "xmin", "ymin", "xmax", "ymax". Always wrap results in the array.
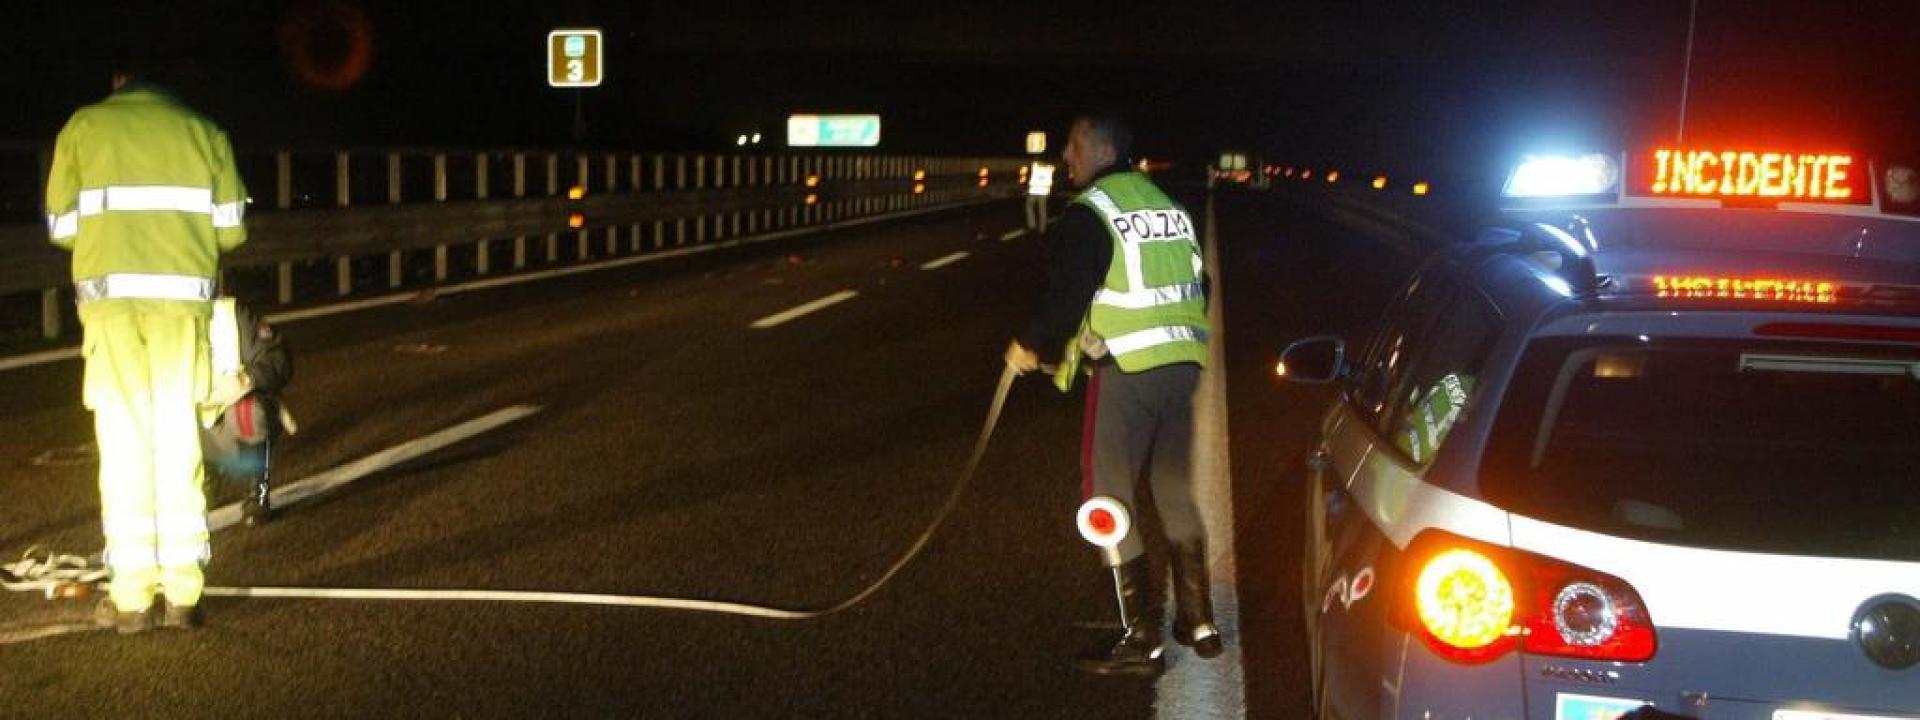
[
  {"xmin": 998, "ymin": 229, "xmax": 1027, "ymax": 242},
  {"xmin": 919, "ymin": 251, "xmax": 970, "ymax": 271},
  {"xmin": 748, "ymin": 290, "xmax": 860, "ymax": 329},
  {"xmin": 1155, "ymin": 192, "xmax": 1246, "ymax": 720},
  {"xmin": 205, "ymin": 405, "xmax": 543, "ymax": 532}
]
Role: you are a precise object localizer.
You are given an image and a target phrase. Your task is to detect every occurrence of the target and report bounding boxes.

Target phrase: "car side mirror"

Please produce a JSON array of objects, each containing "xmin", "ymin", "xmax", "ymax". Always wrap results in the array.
[{"xmin": 1277, "ymin": 336, "xmax": 1346, "ymax": 384}]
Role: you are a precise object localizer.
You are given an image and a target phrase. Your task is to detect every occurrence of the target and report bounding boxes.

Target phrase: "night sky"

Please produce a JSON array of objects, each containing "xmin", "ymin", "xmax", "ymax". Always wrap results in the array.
[{"xmin": 3, "ymin": 1, "xmax": 1915, "ymax": 193}]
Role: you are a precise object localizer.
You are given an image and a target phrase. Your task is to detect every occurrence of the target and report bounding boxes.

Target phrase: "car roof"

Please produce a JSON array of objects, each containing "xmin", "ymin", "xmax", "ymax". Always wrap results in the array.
[{"xmin": 1456, "ymin": 206, "xmax": 1920, "ymax": 324}]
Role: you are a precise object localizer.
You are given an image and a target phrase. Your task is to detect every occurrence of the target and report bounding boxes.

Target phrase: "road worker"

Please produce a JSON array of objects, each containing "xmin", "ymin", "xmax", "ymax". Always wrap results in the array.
[{"xmin": 46, "ymin": 64, "xmax": 247, "ymax": 633}]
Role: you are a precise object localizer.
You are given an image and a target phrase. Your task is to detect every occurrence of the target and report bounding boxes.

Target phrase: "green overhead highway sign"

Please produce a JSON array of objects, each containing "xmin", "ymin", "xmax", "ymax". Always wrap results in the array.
[{"xmin": 787, "ymin": 114, "xmax": 882, "ymax": 147}]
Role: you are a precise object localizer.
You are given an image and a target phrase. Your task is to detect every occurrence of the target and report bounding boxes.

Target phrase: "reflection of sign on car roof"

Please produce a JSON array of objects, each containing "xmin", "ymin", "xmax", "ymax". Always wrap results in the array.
[{"xmin": 1650, "ymin": 275, "xmax": 1837, "ymax": 304}]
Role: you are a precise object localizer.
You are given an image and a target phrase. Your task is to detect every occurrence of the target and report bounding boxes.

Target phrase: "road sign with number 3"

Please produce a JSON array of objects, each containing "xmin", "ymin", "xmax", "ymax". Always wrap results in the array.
[{"xmin": 547, "ymin": 29, "xmax": 603, "ymax": 88}]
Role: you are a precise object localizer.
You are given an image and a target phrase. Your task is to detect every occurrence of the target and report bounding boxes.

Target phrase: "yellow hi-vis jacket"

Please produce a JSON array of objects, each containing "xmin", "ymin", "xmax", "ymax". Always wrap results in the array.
[
  {"xmin": 45, "ymin": 84, "xmax": 247, "ymax": 313},
  {"xmin": 1051, "ymin": 171, "xmax": 1209, "ymax": 391}
]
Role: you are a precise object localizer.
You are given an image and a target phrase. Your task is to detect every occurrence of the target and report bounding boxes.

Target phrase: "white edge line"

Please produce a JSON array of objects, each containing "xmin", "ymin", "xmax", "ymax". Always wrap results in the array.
[
  {"xmin": 748, "ymin": 290, "xmax": 860, "ymax": 329},
  {"xmin": 206, "ymin": 404, "xmax": 543, "ymax": 532},
  {"xmin": 263, "ymin": 293, "xmax": 416, "ymax": 324},
  {"xmin": 919, "ymin": 251, "xmax": 970, "ymax": 271},
  {"xmin": 1, "ymin": 196, "xmax": 1018, "ymax": 373},
  {"xmin": 998, "ymin": 229, "xmax": 1026, "ymax": 242},
  {"xmin": 1156, "ymin": 189, "xmax": 1248, "ymax": 720},
  {"xmin": 0, "ymin": 347, "xmax": 80, "ymax": 373}
]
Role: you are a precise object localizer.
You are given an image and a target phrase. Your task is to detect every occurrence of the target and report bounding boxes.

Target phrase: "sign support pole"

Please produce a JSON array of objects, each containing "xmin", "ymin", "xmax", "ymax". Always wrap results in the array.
[{"xmin": 573, "ymin": 91, "xmax": 586, "ymax": 143}]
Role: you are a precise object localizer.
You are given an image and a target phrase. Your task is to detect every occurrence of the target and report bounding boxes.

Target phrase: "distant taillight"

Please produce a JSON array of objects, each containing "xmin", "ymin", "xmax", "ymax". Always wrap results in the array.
[{"xmin": 1396, "ymin": 531, "xmax": 1658, "ymax": 664}]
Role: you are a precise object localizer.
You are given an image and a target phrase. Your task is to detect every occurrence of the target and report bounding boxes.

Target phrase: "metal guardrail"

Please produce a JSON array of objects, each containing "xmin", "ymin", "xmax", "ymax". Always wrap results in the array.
[{"xmin": 0, "ymin": 148, "xmax": 1029, "ymax": 345}]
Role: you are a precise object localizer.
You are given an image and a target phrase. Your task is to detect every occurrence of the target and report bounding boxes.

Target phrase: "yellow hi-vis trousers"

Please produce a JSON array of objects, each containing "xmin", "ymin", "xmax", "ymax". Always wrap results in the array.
[{"xmin": 81, "ymin": 304, "xmax": 211, "ymax": 611}]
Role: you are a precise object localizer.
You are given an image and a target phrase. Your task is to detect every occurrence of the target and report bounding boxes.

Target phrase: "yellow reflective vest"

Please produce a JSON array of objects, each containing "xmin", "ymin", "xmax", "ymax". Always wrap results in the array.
[
  {"xmin": 1052, "ymin": 172, "xmax": 1209, "ymax": 390},
  {"xmin": 44, "ymin": 85, "xmax": 247, "ymax": 314}
]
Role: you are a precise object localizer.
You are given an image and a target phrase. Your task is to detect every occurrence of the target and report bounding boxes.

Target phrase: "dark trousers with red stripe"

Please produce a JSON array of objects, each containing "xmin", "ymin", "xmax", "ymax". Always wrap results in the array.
[{"xmin": 1082, "ymin": 361, "xmax": 1205, "ymax": 565}]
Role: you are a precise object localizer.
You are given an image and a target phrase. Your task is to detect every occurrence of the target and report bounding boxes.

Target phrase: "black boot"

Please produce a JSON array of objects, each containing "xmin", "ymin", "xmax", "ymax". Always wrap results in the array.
[
  {"xmin": 1078, "ymin": 559, "xmax": 1164, "ymax": 677},
  {"xmin": 1171, "ymin": 542, "xmax": 1224, "ymax": 658}
]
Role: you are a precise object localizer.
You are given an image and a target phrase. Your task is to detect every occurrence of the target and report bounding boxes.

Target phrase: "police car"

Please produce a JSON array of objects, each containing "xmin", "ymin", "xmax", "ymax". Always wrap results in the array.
[{"xmin": 1278, "ymin": 148, "xmax": 1920, "ymax": 719}]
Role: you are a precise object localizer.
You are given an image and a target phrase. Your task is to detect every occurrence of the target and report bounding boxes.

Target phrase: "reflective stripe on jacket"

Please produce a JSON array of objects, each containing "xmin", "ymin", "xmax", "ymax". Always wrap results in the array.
[{"xmin": 44, "ymin": 85, "xmax": 247, "ymax": 301}]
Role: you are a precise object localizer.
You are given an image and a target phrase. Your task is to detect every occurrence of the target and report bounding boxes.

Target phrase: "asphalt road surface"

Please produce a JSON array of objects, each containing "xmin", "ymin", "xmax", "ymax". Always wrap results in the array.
[{"xmin": 0, "ymin": 187, "xmax": 1424, "ymax": 718}]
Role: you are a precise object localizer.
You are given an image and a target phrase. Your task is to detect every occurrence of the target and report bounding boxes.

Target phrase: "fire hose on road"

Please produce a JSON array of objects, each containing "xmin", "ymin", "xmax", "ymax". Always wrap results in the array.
[{"xmin": 7, "ymin": 365, "xmax": 1021, "ymax": 623}]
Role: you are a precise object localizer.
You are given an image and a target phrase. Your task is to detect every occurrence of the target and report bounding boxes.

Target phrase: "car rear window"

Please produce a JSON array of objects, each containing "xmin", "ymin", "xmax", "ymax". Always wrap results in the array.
[{"xmin": 1480, "ymin": 335, "xmax": 1920, "ymax": 562}]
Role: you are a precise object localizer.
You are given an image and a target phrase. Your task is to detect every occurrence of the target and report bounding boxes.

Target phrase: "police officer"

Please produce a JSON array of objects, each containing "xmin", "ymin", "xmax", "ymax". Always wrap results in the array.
[
  {"xmin": 1006, "ymin": 115, "xmax": 1221, "ymax": 676},
  {"xmin": 46, "ymin": 64, "xmax": 247, "ymax": 633}
]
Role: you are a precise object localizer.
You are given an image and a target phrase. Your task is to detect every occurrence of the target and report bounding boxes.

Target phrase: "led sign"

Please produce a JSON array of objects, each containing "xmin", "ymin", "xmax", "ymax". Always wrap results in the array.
[
  {"xmin": 1651, "ymin": 275, "xmax": 1837, "ymax": 304},
  {"xmin": 1649, "ymin": 149, "xmax": 1854, "ymax": 200}
]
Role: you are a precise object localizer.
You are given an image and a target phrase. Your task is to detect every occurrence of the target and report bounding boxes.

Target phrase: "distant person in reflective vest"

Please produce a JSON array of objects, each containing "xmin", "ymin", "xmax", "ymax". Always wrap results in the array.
[
  {"xmin": 1005, "ymin": 114, "xmax": 1221, "ymax": 677},
  {"xmin": 45, "ymin": 63, "xmax": 247, "ymax": 634},
  {"xmin": 1025, "ymin": 161, "xmax": 1056, "ymax": 230}
]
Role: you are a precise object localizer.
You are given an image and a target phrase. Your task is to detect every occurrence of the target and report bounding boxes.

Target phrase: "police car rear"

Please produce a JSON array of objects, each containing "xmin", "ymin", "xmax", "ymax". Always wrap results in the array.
[{"xmin": 1288, "ymin": 148, "xmax": 1920, "ymax": 720}]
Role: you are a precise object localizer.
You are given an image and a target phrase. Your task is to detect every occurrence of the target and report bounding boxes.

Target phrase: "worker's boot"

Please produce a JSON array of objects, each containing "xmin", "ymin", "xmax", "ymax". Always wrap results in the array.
[
  {"xmin": 1171, "ymin": 542, "xmax": 1224, "ymax": 658},
  {"xmin": 1077, "ymin": 558, "xmax": 1164, "ymax": 677},
  {"xmin": 160, "ymin": 600, "xmax": 203, "ymax": 630},
  {"xmin": 93, "ymin": 596, "xmax": 151, "ymax": 635}
]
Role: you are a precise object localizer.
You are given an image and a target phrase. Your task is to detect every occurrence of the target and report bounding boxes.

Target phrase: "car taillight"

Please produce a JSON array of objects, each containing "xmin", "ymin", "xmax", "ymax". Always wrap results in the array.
[
  {"xmin": 1395, "ymin": 531, "xmax": 1658, "ymax": 664},
  {"xmin": 1413, "ymin": 548, "xmax": 1518, "ymax": 659},
  {"xmin": 1519, "ymin": 555, "xmax": 1658, "ymax": 662}
]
